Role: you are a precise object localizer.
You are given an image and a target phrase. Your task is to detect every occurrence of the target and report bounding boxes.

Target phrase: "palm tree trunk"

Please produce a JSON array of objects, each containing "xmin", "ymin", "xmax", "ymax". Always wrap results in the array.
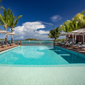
[
  {"xmin": 11, "ymin": 28, "xmax": 13, "ymax": 43},
  {"xmin": 11, "ymin": 28, "xmax": 13, "ymax": 32},
  {"xmin": 4, "ymin": 25, "xmax": 7, "ymax": 31},
  {"xmin": 53, "ymin": 38, "xmax": 57, "ymax": 49},
  {"xmin": 4, "ymin": 25, "xmax": 7, "ymax": 43},
  {"xmin": 54, "ymin": 38, "xmax": 57, "ymax": 45},
  {"xmin": 11, "ymin": 35, "xmax": 13, "ymax": 43},
  {"xmin": 5, "ymin": 34, "xmax": 7, "ymax": 43}
]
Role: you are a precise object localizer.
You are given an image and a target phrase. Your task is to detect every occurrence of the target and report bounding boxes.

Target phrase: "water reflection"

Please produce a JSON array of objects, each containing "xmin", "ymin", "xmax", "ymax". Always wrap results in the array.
[{"xmin": 13, "ymin": 46, "xmax": 45, "ymax": 58}]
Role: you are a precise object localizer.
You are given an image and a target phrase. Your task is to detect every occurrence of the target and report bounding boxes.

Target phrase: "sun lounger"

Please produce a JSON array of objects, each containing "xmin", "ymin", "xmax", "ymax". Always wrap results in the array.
[
  {"xmin": 0, "ymin": 43, "xmax": 18, "ymax": 52},
  {"xmin": 64, "ymin": 42, "xmax": 73, "ymax": 47},
  {"xmin": 61, "ymin": 42, "xmax": 67, "ymax": 46},
  {"xmin": 73, "ymin": 43, "xmax": 81, "ymax": 49},
  {"xmin": 4, "ymin": 41, "xmax": 10, "ymax": 47},
  {"xmin": 79, "ymin": 44, "xmax": 85, "ymax": 50},
  {"xmin": 7, "ymin": 41, "xmax": 17, "ymax": 46},
  {"xmin": 65, "ymin": 42, "xmax": 70, "ymax": 47},
  {"xmin": 65, "ymin": 42, "xmax": 75, "ymax": 47},
  {"xmin": 0, "ymin": 42, "xmax": 7, "ymax": 48}
]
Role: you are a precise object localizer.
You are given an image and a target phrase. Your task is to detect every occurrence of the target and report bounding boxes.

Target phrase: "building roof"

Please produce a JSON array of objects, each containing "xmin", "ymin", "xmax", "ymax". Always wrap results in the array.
[
  {"xmin": 59, "ymin": 28, "xmax": 85, "ymax": 36},
  {"xmin": 71, "ymin": 28, "xmax": 85, "ymax": 34}
]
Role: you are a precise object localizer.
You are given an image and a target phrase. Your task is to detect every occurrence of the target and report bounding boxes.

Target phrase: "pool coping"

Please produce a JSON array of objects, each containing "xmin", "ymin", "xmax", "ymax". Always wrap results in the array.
[{"xmin": 0, "ymin": 64, "xmax": 85, "ymax": 67}]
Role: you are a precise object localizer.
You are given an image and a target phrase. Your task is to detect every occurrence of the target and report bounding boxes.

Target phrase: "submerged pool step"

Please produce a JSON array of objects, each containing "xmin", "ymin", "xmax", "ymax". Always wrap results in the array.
[
  {"xmin": 59, "ymin": 54, "xmax": 70, "ymax": 56},
  {"xmin": 54, "ymin": 50, "xmax": 61, "ymax": 51}
]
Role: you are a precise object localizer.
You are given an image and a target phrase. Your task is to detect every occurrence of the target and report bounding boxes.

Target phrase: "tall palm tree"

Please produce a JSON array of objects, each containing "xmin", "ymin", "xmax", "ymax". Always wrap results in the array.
[
  {"xmin": 8, "ymin": 13, "xmax": 22, "ymax": 43},
  {"xmin": 82, "ymin": 10, "xmax": 85, "ymax": 26},
  {"xmin": 0, "ymin": 7, "xmax": 13, "ymax": 30},
  {"xmin": 48, "ymin": 26, "xmax": 60, "ymax": 46},
  {"xmin": 72, "ymin": 13, "xmax": 85, "ymax": 29},
  {"xmin": 0, "ymin": 7, "xmax": 12, "ymax": 42},
  {"xmin": 59, "ymin": 20, "xmax": 72, "ymax": 42}
]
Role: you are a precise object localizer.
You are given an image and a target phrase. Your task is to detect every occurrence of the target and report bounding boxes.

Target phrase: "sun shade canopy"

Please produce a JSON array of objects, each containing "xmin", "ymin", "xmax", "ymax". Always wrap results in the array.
[
  {"xmin": 0, "ymin": 29, "xmax": 7, "ymax": 34},
  {"xmin": 7, "ymin": 32, "xmax": 17, "ymax": 35}
]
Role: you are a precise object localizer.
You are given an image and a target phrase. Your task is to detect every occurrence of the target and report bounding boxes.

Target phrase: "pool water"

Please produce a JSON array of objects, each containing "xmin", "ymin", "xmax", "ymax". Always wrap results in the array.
[{"xmin": 0, "ymin": 46, "xmax": 85, "ymax": 65}]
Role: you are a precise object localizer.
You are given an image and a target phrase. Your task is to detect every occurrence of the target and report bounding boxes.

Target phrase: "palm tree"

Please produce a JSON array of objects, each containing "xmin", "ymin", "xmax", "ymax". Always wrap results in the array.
[
  {"xmin": 8, "ymin": 12, "xmax": 22, "ymax": 43},
  {"xmin": 0, "ymin": 7, "xmax": 22, "ymax": 43},
  {"xmin": 0, "ymin": 7, "xmax": 12, "ymax": 42},
  {"xmin": 81, "ymin": 10, "xmax": 85, "ymax": 26},
  {"xmin": 48, "ymin": 26, "xmax": 60, "ymax": 46},
  {"xmin": 72, "ymin": 13, "xmax": 84, "ymax": 29},
  {"xmin": 82, "ymin": 10, "xmax": 85, "ymax": 14},
  {"xmin": 59, "ymin": 20, "xmax": 72, "ymax": 42}
]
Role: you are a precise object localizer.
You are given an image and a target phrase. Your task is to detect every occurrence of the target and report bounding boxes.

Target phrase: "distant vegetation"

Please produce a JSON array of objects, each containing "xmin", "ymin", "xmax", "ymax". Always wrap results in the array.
[
  {"xmin": 57, "ymin": 39, "xmax": 66, "ymax": 42},
  {"xmin": 0, "ymin": 39, "xmax": 4, "ymax": 41},
  {"xmin": 25, "ymin": 38, "xmax": 39, "ymax": 40},
  {"xmin": 49, "ymin": 39, "xmax": 66, "ymax": 42}
]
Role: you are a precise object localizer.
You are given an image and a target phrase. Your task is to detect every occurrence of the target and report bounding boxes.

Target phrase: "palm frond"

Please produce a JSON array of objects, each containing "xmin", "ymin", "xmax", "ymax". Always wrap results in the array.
[
  {"xmin": 13, "ymin": 15, "xmax": 22, "ymax": 27},
  {"xmin": 82, "ymin": 10, "xmax": 85, "ymax": 14},
  {"xmin": 0, "ymin": 14, "xmax": 5, "ymax": 24}
]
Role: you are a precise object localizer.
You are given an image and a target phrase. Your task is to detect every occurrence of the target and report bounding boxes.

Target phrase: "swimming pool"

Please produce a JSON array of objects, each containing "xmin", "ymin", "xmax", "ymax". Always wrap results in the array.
[{"xmin": 0, "ymin": 46, "xmax": 85, "ymax": 66}]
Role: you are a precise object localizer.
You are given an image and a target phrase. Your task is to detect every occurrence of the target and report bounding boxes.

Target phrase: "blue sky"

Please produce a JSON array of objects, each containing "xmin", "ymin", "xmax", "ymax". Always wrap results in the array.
[{"xmin": 0, "ymin": 0, "xmax": 85, "ymax": 40}]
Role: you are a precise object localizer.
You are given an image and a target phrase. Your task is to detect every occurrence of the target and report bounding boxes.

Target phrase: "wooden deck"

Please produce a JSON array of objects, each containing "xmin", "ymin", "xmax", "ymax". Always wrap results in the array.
[{"xmin": 0, "ymin": 45, "xmax": 19, "ymax": 52}]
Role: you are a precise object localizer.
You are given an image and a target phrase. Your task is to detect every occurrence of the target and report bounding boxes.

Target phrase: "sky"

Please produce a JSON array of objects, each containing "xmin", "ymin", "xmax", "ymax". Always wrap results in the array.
[{"xmin": 0, "ymin": 0, "xmax": 85, "ymax": 40}]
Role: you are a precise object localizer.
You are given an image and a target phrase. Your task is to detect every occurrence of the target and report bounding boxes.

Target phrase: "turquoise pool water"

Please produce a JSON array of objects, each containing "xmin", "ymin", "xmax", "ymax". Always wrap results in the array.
[{"xmin": 0, "ymin": 46, "xmax": 85, "ymax": 65}]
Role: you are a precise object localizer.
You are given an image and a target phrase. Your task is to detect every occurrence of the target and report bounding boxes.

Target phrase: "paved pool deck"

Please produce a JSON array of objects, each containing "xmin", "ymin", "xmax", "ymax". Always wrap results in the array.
[{"xmin": 0, "ymin": 66, "xmax": 85, "ymax": 85}]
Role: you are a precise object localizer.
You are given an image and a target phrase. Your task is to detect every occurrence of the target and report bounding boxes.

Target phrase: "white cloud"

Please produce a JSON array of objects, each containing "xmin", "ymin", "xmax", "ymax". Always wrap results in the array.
[
  {"xmin": 35, "ymin": 30, "xmax": 49, "ymax": 34},
  {"xmin": 13, "ymin": 21, "xmax": 50, "ymax": 40},
  {"xmin": 16, "ymin": 36, "xmax": 24, "ymax": 39},
  {"xmin": 51, "ymin": 15, "xmax": 62, "ymax": 22}
]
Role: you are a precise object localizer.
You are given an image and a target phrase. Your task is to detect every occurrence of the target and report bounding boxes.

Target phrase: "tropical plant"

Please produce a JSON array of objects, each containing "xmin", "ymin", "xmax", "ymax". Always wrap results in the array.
[
  {"xmin": 81, "ymin": 10, "xmax": 85, "ymax": 26},
  {"xmin": 0, "ymin": 0, "xmax": 2, "ymax": 10},
  {"xmin": 7, "ymin": 12, "xmax": 22, "ymax": 43},
  {"xmin": 0, "ymin": 7, "xmax": 12, "ymax": 31},
  {"xmin": 0, "ymin": 7, "xmax": 13, "ymax": 42},
  {"xmin": 48, "ymin": 26, "xmax": 60, "ymax": 42},
  {"xmin": 59, "ymin": 20, "xmax": 72, "ymax": 32},
  {"xmin": 0, "ymin": 7, "xmax": 22, "ymax": 43},
  {"xmin": 82, "ymin": 10, "xmax": 85, "ymax": 14},
  {"xmin": 72, "ymin": 13, "xmax": 85, "ymax": 29},
  {"xmin": 8, "ymin": 14, "xmax": 22, "ymax": 32}
]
